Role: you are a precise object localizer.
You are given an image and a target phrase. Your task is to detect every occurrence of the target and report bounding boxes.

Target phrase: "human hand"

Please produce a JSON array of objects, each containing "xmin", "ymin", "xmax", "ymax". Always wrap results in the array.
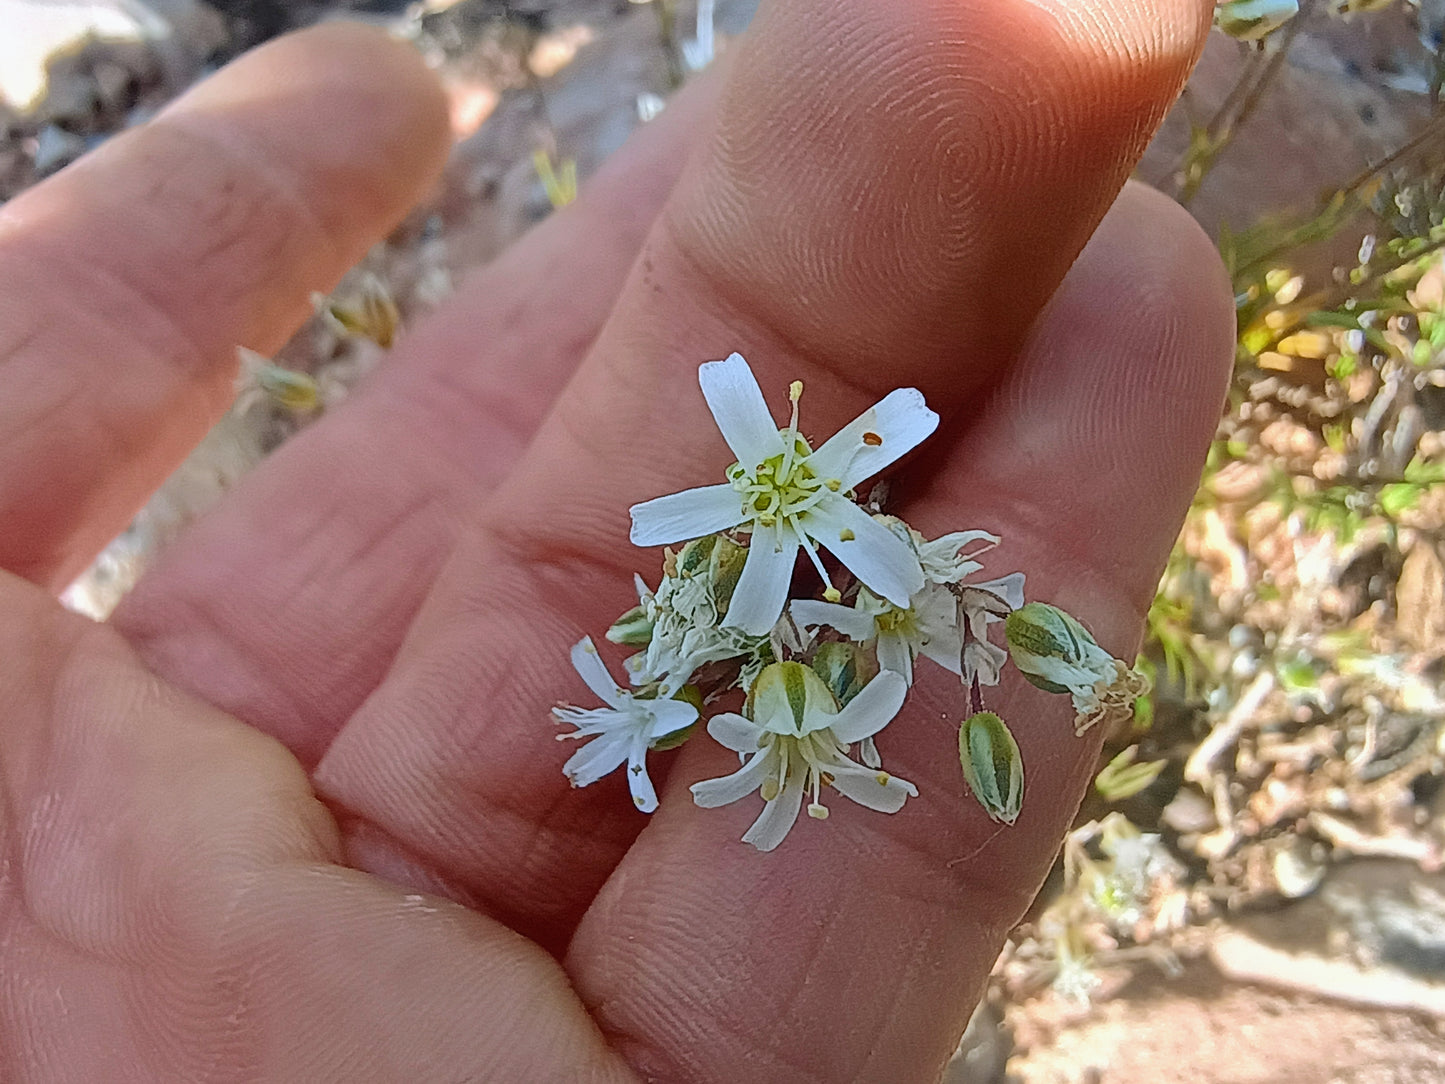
[{"xmin": 0, "ymin": 2, "xmax": 1231, "ymax": 1080}]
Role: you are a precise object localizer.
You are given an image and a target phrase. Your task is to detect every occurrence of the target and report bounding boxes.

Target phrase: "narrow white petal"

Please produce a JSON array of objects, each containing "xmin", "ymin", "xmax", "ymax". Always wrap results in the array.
[
  {"xmin": 829, "ymin": 761, "xmax": 918, "ymax": 813},
  {"xmin": 742, "ymin": 772, "xmax": 806, "ymax": 851},
  {"xmin": 626, "ymin": 734, "xmax": 659, "ymax": 812},
  {"xmin": 707, "ymin": 712, "xmax": 765, "ymax": 753},
  {"xmin": 918, "ymin": 530, "xmax": 997, "ymax": 563},
  {"xmin": 630, "ymin": 484, "xmax": 743, "ymax": 547},
  {"xmin": 569, "ymin": 637, "xmax": 624, "ymax": 707},
  {"xmin": 857, "ymin": 735, "xmax": 882, "ymax": 769},
  {"xmin": 827, "ymin": 670, "xmax": 908, "ymax": 743},
  {"xmin": 721, "ymin": 523, "xmax": 798, "ymax": 635},
  {"xmin": 698, "ymin": 353, "xmax": 786, "ymax": 467},
  {"xmin": 804, "ymin": 495, "xmax": 923, "ymax": 607},
  {"xmin": 806, "ymin": 387, "xmax": 939, "ymax": 489},
  {"xmin": 691, "ymin": 748, "xmax": 775, "ymax": 807},
  {"xmin": 973, "ymin": 571, "xmax": 1026, "ymax": 612},
  {"xmin": 633, "ymin": 573, "xmax": 653, "ymax": 603},
  {"xmin": 876, "ymin": 631, "xmax": 915, "ymax": 684},
  {"xmin": 789, "ymin": 599, "xmax": 878, "ymax": 642},
  {"xmin": 563, "ymin": 732, "xmax": 631, "ymax": 787}
]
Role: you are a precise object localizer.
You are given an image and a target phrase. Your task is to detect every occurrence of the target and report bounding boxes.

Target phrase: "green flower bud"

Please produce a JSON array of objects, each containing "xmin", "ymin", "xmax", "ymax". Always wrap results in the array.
[
  {"xmin": 959, "ymin": 711, "xmax": 1024, "ymax": 825},
  {"xmin": 606, "ymin": 605, "xmax": 654, "ymax": 646},
  {"xmin": 674, "ymin": 533, "xmax": 720, "ymax": 578},
  {"xmin": 707, "ymin": 535, "xmax": 748, "ymax": 617},
  {"xmin": 1006, "ymin": 603, "xmax": 1150, "ymax": 736},
  {"xmin": 1214, "ymin": 0, "xmax": 1297, "ymax": 41},
  {"xmin": 1005, "ymin": 602, "xmax": 1111, "ymax": 695},
  {"xmin": 811, "ymin": 640, "xmax": 876, "ymax": 707},
  {"xmin": 255, "ymin": 364, "xmax": 321, "ymax": 413}
]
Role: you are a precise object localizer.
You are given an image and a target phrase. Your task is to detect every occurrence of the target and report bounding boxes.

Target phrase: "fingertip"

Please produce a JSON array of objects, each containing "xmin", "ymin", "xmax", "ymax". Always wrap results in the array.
[{"xmin": 162, "ymin": 22, "xmax": 452, "ymax": 239}]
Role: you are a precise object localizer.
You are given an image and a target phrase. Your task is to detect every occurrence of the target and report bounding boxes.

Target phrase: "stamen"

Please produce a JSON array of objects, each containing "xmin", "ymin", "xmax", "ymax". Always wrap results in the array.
[
  {"xmin": 862, "ymin": 431, "xmax": 882, "ymax": 447},
  {"xmin": 779, "ymin": 383, "xmax": 804, "ymax": 477},
  {"xmin": 807, "ymin": 802, "xmax": 829, "ymax": 820}
]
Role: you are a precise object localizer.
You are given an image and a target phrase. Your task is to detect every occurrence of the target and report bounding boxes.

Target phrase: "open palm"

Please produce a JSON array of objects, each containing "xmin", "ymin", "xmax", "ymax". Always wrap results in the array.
[{"xmin": 0, "ymin": 1, "xmax": 1232, "ymax": 1079}]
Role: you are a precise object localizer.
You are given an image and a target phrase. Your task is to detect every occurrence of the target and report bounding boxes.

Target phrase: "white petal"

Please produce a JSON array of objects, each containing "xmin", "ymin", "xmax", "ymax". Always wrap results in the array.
[
  {"xmin": 630, "ymin": 484, "xmax": 743, "ymax": 547},
  {"xmin": 569, "ymin": 637, "xmax": 624, "ymax": 707},
  {"xmin": 803, "ymin": 495, "xmax": 923, "ymax": 607},
  {"xmin": 552, "ymin": 705, "xmax": 617, "ymax": 734},
  {"xmin": 721, "ymin": 523, "xmax": 798, "ymax": 635},
  {"xmin": 919, "ymin": 632, "xmax": 964, "ymax": 676},
  {"xmin": 742, "ymin": 772, "xmax": 806, "ymax": 851},
  {"xmin": 707, "ymin": 712, "xmax": 765, "ymax": 753},
  {"xmin": 973, "ymin": 571, "xmax": 1026, "ymax": 612},
  {"xmin": 626, "ymin": 733, "xmax": 659, "ymax": 812},
  {"xmin": 875, "ymin": 630, "xmax": 915, "ymax": 684},
  {"xmin": 690, "ymin": 748, "xmax": 775, "ymax": 807},
  {"xmin": 789, "ymin": 599, "xmax": 878, "ymax": 642},
  {"xmin": 856, "ymin": 735, "xmax": 881, "ymax": 769},
  {"xmin": 918, "ymin": 530, "xmax": 997, "ymax": 563},
  {"xmin": 698, "ymin": 353, "xmax": 786, "ymax": 467},
  {"xmin": 827, "ymin": 670, "xmax": 908, "ymax": 743},
  {"xmin": 646, "ymin": 697, "xmax": 700, "ymax": 739},
  {"xmin": 633, "ymin": 573, "xmax": 654, "ymax": 604},
  {"xmin": 563, "ymin": 731, "xmax": 630, "ymax": 787},
  {"xmin": 806, "ymin": 387, "xmax": 939, "ymax": 489},
  {"xmin": 829, "ymin": 761, "xmax": 918, "ymax": 814},
  {"xmin": 964, "ymin": 639, "xmax": 1008, "ymax": 686}
]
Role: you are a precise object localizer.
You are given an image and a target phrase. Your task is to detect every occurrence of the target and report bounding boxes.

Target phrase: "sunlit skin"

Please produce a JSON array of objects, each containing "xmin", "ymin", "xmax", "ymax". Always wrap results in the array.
[{"xmin": 0, "ymin": 0, "xmax": 1232, "ymax": 1079}]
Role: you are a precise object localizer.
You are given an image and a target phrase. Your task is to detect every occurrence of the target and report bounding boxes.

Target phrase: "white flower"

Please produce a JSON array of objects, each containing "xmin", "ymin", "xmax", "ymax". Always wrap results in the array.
[
  {"xmin": 790, "ymin": 523, "xmax": 1024, "ymax": 687},
  {"xmin": 554, "ymin": 637, "xmax": 699, "ymax": 811},
  {"xmin": 629, "ymin": 354, "xmax": 939, "ymax": 636},
  {"xmin": 792, "ymin": 584, "xmax": 960, "ymax": 686},
  {"xmin": 690, "ymin": 662, "xmax": 916, "ymax": 851}
]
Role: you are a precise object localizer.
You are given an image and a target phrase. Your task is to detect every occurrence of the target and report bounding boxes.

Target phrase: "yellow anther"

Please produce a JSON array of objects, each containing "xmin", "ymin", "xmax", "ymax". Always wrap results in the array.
[
  {"xmin": 823, "ymin": 586, "xmax": 842, "ymax": 603},
  {"xmin": 807, "ymin": 803, "xmax": 830, "ymax": 820},
  {"xmin": 789, "ymin": 380, "xmax": 804, "ymax": 401},
  {"xmin": 825, "ymin": 479, "xmax": 842, "ymax": 491},
  {"xmin": 875, "ymin": 772, "xmax": 891, "ymax": 786},
  {"xmin": 838, "ymin": 528, "xmax": 855, "ymax": 542}
]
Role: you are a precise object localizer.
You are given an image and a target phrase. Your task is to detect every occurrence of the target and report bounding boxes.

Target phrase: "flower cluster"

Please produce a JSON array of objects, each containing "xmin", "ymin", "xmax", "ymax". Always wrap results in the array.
[{"xmin": 551, "ymin": 354, "xmax": 1144, "ymax": 850}]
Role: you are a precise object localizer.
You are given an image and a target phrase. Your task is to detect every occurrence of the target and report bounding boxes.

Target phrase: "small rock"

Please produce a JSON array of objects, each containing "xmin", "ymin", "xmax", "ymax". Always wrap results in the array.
[
  {"xmin": 1212, "ymin": 859, "xmax": 1445, "ymax": 1015},
  {"xmin": 31, "ymin": 123, "xmax": 85, "ymax": 174},
  {"xmin": 1162, "ymin": 787, "xmax": 1218, "ymax": 835},
  {"xmin": 943, "ymin": 1000, "xmax": 1010, "ymax": 1084}
]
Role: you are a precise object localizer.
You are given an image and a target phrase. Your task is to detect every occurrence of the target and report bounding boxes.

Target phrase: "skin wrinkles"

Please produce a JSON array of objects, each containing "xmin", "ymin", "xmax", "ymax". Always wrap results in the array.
[
  {"xmin": 0, "ymin": 25, "xmax": 450, "ymax": 591},
  {"xmin": 0, "ymin": 3, "xmax": 1239, "ymax": 1079}
]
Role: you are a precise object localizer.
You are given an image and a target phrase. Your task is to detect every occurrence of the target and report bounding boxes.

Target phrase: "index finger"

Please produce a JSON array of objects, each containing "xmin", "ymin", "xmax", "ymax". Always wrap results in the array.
[{"xmin": 0, "ymin": 24, "xmax": 449, "ymax": 589}]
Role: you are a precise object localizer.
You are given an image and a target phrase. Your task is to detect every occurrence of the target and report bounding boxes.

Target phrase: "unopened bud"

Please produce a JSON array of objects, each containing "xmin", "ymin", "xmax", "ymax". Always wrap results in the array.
[
  {"xmin": 606, "ymin": 605, "xmax": 654, "ymax": 646},
  {"xmin": 812, "ymin": 640, "xmax": 876, "ymax": 707},
  {"xmin": 959, "ymin": 710, "xmax": 1024, "ymax": 825},
  {"xmin": 1005, "ymin": 602, "xmax": 1112, "ymax": 694},
  {"xmin": 1214, "ymin": 0, "xmax": 1298, "ymax": 41}
]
